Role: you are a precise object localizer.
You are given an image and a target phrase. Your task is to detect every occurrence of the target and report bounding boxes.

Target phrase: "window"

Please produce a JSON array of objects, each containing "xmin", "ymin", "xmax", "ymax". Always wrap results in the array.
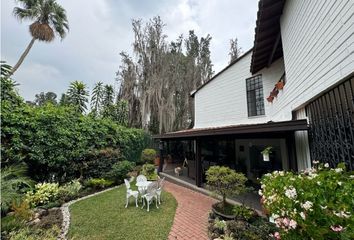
[{"xmin": 246, "ymin": 75, "xmax": 265, "ymax": 117}]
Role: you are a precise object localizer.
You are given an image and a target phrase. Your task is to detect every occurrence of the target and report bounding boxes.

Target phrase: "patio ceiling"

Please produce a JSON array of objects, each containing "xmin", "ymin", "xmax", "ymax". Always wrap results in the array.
[{"xmin": 154, "ymin": 119, "xmax": 308, "ymax": 139}]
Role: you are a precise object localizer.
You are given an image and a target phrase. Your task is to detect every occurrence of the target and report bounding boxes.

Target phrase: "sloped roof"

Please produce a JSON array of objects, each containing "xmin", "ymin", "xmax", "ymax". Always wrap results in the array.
[{"xmin": 251, "ymin": 0, "xmax": 285, "ymax": 74}]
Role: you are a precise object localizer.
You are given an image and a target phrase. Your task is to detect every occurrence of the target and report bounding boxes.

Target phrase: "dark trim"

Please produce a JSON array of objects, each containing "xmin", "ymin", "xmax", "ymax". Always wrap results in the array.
[
  {"xmin": 268, "ymin": 32, "xmax": 281, "ymax": 67},
  {"xmin": 195, "ymin": 138, "xmax": 202, "ymax": 187},
  {"xmin": 154, "ymin": 119, "xmax": 308, "ymax": 139},
  {"xmin": 251, "ymin": 0, "xmax": 285, "ymax": 74},
  {"xmin": 190, "ymin": 49, "xmax": 253, "ymax": 97}
]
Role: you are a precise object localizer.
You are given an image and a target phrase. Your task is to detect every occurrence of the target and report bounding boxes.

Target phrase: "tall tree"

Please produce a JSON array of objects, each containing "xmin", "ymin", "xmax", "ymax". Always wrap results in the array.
[
  {"xmin": 90, "ymin": 81, "xmax": 104, "ymax": 117},
  {"xmin": 59, "ymin": 93, "xmax": 70, "ymax": 106},
  {"xmin": 9, "ymin": 0, "xmax": 69, "ymax": 77},
  {"xmin": 34, "ymin": 92, "xmax": 57, "ymax": 106},
  {"xmin": 229, "ymin": 37, "xmax": 242, "ymax": 63},
  {"xmin": 66, "ymin": 81, "xmax": 89, "ymax": 113},
  {"xmin": 117, "ymin": 16, "xmax": 213, "ymax": 134}
]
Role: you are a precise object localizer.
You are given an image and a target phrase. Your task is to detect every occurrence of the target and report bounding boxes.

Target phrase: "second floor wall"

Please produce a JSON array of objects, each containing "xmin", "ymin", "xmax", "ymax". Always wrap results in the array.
[{"xmin": 194, "ymin": 51, "xmax": 286, "ymax": 128}]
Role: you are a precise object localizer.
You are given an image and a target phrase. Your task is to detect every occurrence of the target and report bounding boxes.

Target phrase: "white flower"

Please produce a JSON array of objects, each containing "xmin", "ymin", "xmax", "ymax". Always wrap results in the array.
[
  {"xmin": 289, "ymin": 219, "xmax": 297, "ymax": 229},
  {"xmin": 300, "ymin": 212, "xmax": 306, "ymax": 220},
  {"xmin": 334, "ymin": 211, "xmax": 351, "ymax": 218},
  {"xmin": 301, "ymin": 201, "xmax": 313, "ymax": 211},
  {"xmin": 320, "ymin": 205, "xmax": 328, "ymax": 210},
  {"xmin": 338, "ymin": 181, "xmax": 342, "ymax": 186},
  {"xmin": 324, "ymin": 163, "xmax": 329, "ymax": 168},
  {"xmin": 258, "ymin": 190, "xmax": 263, "ymax": 196},
  {"xmin": 335, "ymin": 168, "xmax": 343, "ymax": 173},
  {"xmin": 312, "ymin": 160, "xmax": 319, "ymax": 164},
  {"xmin": 285, "ymin": 187, "xmax": 297, "ymax": 199},
  {"xmin": 317, "ymin": 181, "xmax": 321, "ymax": 185}
]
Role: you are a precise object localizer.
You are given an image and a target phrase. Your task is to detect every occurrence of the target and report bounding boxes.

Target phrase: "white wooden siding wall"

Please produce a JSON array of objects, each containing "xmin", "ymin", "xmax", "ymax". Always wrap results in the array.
[
  {"xmin": 294, "ymin": 108, "xmax": 311, "ymax": 170},
  {"xmin": 272, "ymin": 0, "xmax": 354, "ymax": 118},
  {"xmin": 194, "ymin": 53, "xmax": 285, "ymax": 128}
]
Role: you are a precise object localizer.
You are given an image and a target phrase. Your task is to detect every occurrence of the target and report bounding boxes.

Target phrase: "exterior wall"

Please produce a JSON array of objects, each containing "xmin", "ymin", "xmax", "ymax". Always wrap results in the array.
[
  {"xmin": 294, "ymin": 108, "xmax": 311, "ymax": 170},
  {"xmin": 194, "ymin": 52, "xmax": 285, "ymax": 128},
  {"xmin": 270, "ymin": 0, "xmax": 354, "ymax": 120}
]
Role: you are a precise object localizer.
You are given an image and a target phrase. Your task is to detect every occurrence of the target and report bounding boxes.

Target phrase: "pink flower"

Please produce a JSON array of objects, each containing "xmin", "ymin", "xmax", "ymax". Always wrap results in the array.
[
  {"xmin": 274, "ymin": 232, "xmax": 281, "ymax": 240},
  {"xmin": 331, "ymin": 225, "xmax": 344, "ymax": 232},
  {"xmin": 289, "ymin": 219, "xmax": 297, "ymax": 229}
]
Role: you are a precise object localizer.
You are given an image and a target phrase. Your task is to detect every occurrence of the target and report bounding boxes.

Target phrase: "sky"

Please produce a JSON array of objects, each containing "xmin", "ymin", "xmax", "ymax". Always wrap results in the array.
[{"xmin": 1, "ymin": 0, "xmax": 258, "ymax": 101}]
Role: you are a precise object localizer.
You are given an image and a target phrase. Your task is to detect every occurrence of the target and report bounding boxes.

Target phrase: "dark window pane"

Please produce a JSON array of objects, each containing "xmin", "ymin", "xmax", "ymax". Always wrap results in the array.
[{"xmin": 246, "ymin": 75, "xmax": 265, "ymax": 117}]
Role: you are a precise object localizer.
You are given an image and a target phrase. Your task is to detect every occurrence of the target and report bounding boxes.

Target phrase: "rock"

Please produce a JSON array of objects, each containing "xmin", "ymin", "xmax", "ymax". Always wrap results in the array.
[
  {"xmin": 36, "ymin": 208, "xmax": 48, "ymax": 217},
  {"xmin": 28, "ymin": 218, "xmax": 41, "ymax": 226}
]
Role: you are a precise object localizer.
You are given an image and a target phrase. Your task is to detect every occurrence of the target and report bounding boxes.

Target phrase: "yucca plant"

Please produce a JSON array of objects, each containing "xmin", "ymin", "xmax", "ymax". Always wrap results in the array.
[{"xmin": 1, "ymin": 165, "xmax": 34, "ymax": 214}]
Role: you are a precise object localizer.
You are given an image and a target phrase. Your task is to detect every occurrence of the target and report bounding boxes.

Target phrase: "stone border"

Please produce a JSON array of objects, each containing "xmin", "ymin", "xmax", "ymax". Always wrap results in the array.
[{"xmin": 58, "ymin": 186, "xmax": 118, "ymax": 240}]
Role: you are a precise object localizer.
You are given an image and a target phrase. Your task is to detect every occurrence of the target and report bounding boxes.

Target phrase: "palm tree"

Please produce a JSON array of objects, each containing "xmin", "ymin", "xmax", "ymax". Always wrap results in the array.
[
  {"xmin": 90, "ymin": 81, "xmax": 104, "ymax": 117},
  {"xmin": 1, "ymin": 165, "xmax": 33, "ymax": 214},
  {"xmin": 8, "ymin": 0, "xmax": 69, "ymax": 77},
  {"xmin": 67, "ymin": 81, "xmax": 89, "ymax": 113}
]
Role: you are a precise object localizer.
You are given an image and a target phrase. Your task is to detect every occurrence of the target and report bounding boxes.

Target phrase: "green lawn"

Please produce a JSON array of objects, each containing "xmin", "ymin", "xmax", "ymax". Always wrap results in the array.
[{"xmin": 68, "ymin": 185, "xmax": 177, "ymax": 240}]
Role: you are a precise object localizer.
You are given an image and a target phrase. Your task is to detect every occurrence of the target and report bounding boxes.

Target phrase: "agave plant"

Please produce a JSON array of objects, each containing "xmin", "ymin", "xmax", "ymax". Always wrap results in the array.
[
  {"xmin": 8, "ymin": 0, "xmax": 69, "ymax": 77},
  {"xmin": 1, "ymin": 165, "xmax": 33, "ymax": 214}
]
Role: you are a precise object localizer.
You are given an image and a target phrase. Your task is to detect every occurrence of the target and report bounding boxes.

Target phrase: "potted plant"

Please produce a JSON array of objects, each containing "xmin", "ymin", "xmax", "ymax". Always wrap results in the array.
[
  {"xmin": 261, "ymin": 146, "xmax": 272, "ymax": 162},
  {"xmin": 275, "ymin": 81, "xmax": 284, "ymax": 90},
  {"xmin": 267, "ymin": 95, "xmax": 274, "ymax": 103},
  {"xmin": 270, "ymin": 89, "xmax": 279, "ymax": 97},
  {"xmin": 141, "ymin": 148, "xmax": 157, "ymax": 165},
  {"xmin": 206, "ymin": 166, "xmax": 247, "ymax": 219}
]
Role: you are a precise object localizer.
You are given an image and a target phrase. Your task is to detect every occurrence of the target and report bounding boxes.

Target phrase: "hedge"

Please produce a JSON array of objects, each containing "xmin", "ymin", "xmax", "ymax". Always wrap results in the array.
[{"xmin": 1, "ymin": 101, "xmax": 150, "ymax": 182}]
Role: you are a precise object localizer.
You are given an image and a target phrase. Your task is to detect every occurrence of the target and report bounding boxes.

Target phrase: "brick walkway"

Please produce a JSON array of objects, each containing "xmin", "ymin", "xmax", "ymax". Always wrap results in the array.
[{"xmin": 164, "ymin": 181, "xmax": 216, "ymax": 240}]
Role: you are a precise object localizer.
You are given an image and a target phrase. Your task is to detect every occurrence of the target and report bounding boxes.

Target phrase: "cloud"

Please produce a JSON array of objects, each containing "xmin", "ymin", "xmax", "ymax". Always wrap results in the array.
[{"xmin": 1, "ymin": 0, "xmax": 258, "ymax": 101}]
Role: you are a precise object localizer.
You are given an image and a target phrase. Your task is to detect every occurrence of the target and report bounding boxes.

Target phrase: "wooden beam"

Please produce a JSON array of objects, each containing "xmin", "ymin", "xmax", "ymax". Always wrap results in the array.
[
  {"xmin": 268, "ymin": 32, "xmax": 281, "ymax": 67},
  {"xmin": 195, "ymin": 138, "xmax": 202, "ymax": 187}
]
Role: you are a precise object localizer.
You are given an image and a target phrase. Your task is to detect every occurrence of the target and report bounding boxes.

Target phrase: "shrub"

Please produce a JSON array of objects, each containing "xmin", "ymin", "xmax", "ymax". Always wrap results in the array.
[
  {"xmin": 1, "ymin": 103, "xmax": 150, "ymax": 182},
  {"xmin": 84, "ymin": 178, "xmax": 113, "ymax": 190},
  {"xmin": 260, "ymin": 162, "xmax": 354, "ymax": 240},
  {"xmin": 105, "ymin": 161, "xmax": 135, "ymax": 184},
  {"xmin": 11, "ymin": 200, "xmax": 33, "ymax": 221},
  {"xmin": 140, "ymin": 148, "xmax": 156, "ymax": 164},
  {"xmin": 58, "ymin": 179, "xmax": 82, "ymax": 202},
  {"xmin": 233, "ymin": 205, "xmax": 254, "ymax": 221},
  {"xmin": 25, "ymin": 183, "xmax": 59, "ymax": 208},
  {"xmin": 206, "ymin": 166, "xmax": 247, "ymax": 211},
  {"xmin": 81, "ymin": 148, "xmax": 121, "ymax": 179},
  {"xmin": 141, "ymin": 163, "xmax": 158, "ymax": 180}
]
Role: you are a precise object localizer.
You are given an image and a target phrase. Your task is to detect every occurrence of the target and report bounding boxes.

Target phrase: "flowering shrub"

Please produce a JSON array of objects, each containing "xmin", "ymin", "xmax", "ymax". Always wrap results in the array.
[
  {"xmin": 25, "ymin": 183, "xmax": 59, "ymax": 207},
  {"xmin": 260, "ymin": 162, "xmax": 354, "ymax": 240}
]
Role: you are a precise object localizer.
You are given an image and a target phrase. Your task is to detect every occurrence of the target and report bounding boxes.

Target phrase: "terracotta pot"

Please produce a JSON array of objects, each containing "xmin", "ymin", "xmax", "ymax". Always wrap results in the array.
[
  {"xmin": 266, "ymin": 96, "xmax": 274, "ymax": 103},
  {"xmin": 154, "ymin": 156, "xmax": 160, "ymax": 166},
  {"xmin": 275, "ymin": 81, "xmax": 284, "ymax": 90}
]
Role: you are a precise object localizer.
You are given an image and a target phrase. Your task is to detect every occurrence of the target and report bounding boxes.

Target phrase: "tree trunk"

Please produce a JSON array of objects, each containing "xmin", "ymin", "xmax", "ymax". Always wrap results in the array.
[{"xmin": 7, "ymin": 37, "xmax": 36, "ymax": 78}]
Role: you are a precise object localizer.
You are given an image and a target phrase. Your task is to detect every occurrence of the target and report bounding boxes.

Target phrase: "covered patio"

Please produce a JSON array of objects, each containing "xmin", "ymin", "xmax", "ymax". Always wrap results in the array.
[{"xmin": 154, "ymin": 119, "xmax": 308, "ymax": 210}]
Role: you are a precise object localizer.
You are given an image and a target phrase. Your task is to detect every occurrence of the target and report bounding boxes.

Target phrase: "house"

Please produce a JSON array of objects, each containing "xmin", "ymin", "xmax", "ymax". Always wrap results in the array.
[{"xmin": 155, "ymin": 0, "xmax": 354, "ymax": 187}]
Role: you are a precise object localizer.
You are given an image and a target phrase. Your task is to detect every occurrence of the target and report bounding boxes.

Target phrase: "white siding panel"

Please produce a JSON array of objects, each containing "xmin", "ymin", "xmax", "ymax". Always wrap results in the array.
[
  {"xmin": 272, "ymin": 0, "xmax": 354, "ymax": 118},
  {"xmin": 194, "ymin": 53, "xmax": 285, "ymax": 128}
]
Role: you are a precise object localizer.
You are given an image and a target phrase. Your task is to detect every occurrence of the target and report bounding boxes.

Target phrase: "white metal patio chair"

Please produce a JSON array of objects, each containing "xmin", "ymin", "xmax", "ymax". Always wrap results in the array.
[
  {"xmin": 141, "ymin": 181, "xmax": 159, "ymax": 212},
  {"xmin": 124, "ymin": 179, "xmax": 139, "ymax": 208},
  {"xmin": 156, "ymin": 177, "xmax": 165, "ymax": 205},
  {"xmin": 136, "ymin": 174, "xmax": 148, "ymax": 203}
]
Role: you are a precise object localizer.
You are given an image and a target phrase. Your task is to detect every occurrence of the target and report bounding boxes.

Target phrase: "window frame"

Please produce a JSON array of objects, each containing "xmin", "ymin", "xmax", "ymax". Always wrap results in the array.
[{"xmin": 246, "ymin": 74, "xmax": 265, "ymax": 117}]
